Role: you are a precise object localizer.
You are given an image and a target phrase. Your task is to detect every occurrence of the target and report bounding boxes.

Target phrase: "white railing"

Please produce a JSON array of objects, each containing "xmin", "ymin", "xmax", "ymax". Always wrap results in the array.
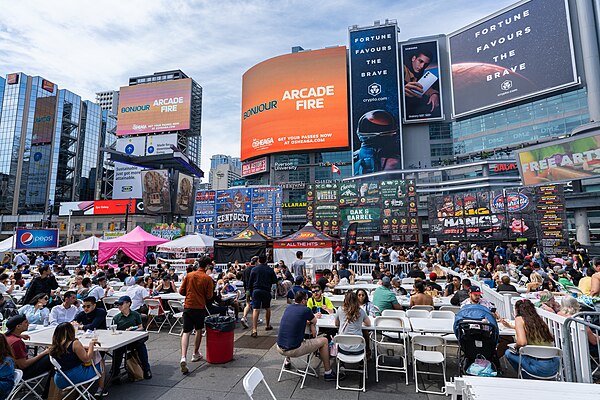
[
  {"xmin": 348, "ymin": 263, "xmax": 375, "ymax": 275},
  {"xmin": 479, "ymin": 282, "xmax": 514, "ymax": 319},
  {"xmin": 384, "ymin": 262, "xmax": 412, "ymax": 276}
]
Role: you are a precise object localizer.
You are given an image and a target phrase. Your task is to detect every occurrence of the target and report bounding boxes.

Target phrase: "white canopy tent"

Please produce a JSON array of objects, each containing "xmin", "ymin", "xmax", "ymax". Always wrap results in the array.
[
  {"xmin": 54, "ymin": 236, "xmax": 104, "ymax": 252},
  {"xmin": 0, "ymin": 235, "xmax": 15, "ymax": 253},
  {"xmin": 156, "ymin": 233, "xmax": 216, "ymax": 253}
]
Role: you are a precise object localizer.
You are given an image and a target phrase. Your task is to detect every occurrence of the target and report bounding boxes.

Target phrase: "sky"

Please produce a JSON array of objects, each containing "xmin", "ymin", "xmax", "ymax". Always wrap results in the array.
[{"xmin": 0, "ymin": 0, "xmax": 516, "ymax": 177}]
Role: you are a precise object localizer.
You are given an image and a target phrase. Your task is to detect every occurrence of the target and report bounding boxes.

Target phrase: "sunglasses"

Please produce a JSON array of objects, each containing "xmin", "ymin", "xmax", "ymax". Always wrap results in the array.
[
  {"xmin": 312, "ymin": 290, "xmax": 320, "ymax": 294},
  {"xmin": 83, "ymin": 305, "xmax": 93, "ymax": 309}
]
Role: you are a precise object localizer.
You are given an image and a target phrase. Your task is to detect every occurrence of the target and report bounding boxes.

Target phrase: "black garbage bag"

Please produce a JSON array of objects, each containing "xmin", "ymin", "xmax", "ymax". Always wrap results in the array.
[{"xmin": 205, "ymin": 316, "xmax": 235, "ymax": 332}]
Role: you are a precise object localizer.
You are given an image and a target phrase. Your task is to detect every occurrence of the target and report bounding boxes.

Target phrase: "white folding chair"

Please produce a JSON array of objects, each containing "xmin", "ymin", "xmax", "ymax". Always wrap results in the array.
[
  {"xmin": 102, "ymin": 296, "xmax": 119, "ymax": 309},
  {"xmin": 6, "ymin": 369, "xmax": 23, "ymax": 400},
  {"xmin": 402, "ymin": 278, "xmax": 415, "ymax": 285},
  {"xmin": 406, "ymin": 309, "xmax": 430, "ymax": 319},
  {"xmin": 412, "ymin": 335, "xmax": 447, "ymax": 395},
  {"xmin": 168, "ymin": 300, "xmax": 185, "ymax": 336},
  {"xmin": 277, "ymin": 348, "xmax": 317, "ymax": 389},
  {"xmin": 518, "ymin": 345, "xmax": 562, "ymax": 380},
  {"xmin": 381, "ymin": 310, "xmax": 408, "ymax": 340},
  {"xmin": 333, "ymin": 334, "xmax": 367, "ymax": 392},
  {"xmin": 439, "ymin": 306, "xmax": 460, "ymax": 314},
  {"xmin": 411, "ymin": 305, "xmax": 434, "ymax": 312},
  {"xmin": 430, "ymin": 311, "xmax": 455, "ymax": 319},
  {"xmin": 144, "ymin": 298, "xmax": 172, "ymax": 333},
  {"xmin": 50, "ymin": 356, "xmax": 100, "ymax": 400},
  {"xmin": 106, "ymin": 308, "xmax": 120, "ymax": 327},
  {"xmin": 372, "ymin": 316, "xmax": 408, "ymax": 384},
  {"xmin": 7, "ymin": 371, "xmax": 48, "ymax": 400},
  {"xmin": 243, "ymin": 367, "xmax": 277, "ymax": 400}
]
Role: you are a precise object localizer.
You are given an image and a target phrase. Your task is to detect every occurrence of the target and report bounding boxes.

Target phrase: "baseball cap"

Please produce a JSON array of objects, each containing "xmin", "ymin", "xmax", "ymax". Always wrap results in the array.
[
  {"xmin": 468, "ymin": 286, "xmax": 482, "ymax": 294},
  {"xmin": 6, "ymin": 315, "xmax": 27, "ymax": 333},
  {"xmin": 294, "ymin": 275, "xmax": 304, "ymax": 284},
  {"xmin": 429, "ymin": 272, "xmax": 437, "ymax": 280},
  {"xmin": 557, "ymin": 269, "xmax": 566, "ymax": 275},
  {"xmin": 382, "ymin": 276, "xmax": 391, "ymax": 287},
  {"xmin": 114, "ymin": 295, "xmax": 132, "ymax": 305}
]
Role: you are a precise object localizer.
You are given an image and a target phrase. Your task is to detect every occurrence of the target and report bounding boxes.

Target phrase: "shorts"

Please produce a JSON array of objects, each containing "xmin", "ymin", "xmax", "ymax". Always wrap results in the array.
[
  {"xmin": 54, "ymin": 363, "xmax": 101, "ymax": 390},
  {"xmin": 182, "ymin": 308, "xmax": 208, "ymax": 333},
  {"xmin": 276, "ymin": 338, "xmax": 324, "ymax": 358},
  {"xmin": 245, "ymin": 290, "xmax": 252, "ymax": 304},
  {"xmin": 251, "ymin": 289, "xmax": 271, "ymax": 309}
]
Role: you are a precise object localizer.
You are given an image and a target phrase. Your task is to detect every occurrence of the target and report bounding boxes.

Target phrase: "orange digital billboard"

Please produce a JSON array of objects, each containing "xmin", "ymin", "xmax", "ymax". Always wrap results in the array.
[
  {"xmin": 241, "ymin": 47, "xmax": 349, "ymax": 160},
  {"xmin": 117, "ymin": 79, "xmax": 192, "ymax": 136}
]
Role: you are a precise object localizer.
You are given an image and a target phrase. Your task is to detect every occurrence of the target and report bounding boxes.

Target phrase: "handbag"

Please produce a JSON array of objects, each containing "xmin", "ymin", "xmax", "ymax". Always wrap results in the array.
[
  {"xmin": 466, "ymin": 354, "xmax": 497, "ymax": 377},
  {"xmin": 125, "ymin": 350, "xmax": 145, "ymax": 381}
]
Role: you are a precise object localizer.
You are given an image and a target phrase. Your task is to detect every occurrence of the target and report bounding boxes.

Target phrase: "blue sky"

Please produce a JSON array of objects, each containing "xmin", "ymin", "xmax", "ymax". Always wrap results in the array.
[{"xmin": 0, "ymin": 0, "xmax": 516, "ymax": 175}]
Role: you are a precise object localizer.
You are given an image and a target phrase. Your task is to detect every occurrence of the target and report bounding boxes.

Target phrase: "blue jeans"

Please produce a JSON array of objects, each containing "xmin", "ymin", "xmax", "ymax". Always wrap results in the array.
[
  {"xmin": 54, "ymin": 363, "xmax": 101, "ymax": 389},
  {"xmin": 504, "ymin": 350, "xmax": 560, "ymax": 379}
]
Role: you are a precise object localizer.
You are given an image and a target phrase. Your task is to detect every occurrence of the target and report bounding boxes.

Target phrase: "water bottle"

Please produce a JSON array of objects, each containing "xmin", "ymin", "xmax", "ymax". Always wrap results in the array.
[
  {"xmin": 1, "ymin": 319, "xmax": 6, "ymax": 334},
  {"xmin": 43, "ymin": 316, "xmax": 49, "ymax": 327},
  {"xmin": 316, "ymin": 306, "xmax": 321, "ymax": 314}
]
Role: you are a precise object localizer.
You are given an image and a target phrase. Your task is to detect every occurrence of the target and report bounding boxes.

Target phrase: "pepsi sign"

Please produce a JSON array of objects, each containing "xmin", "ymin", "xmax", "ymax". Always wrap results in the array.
[
  {"xmin": 15, "ymin": 228, "xmax": 59, "ymax": 249},
  {"xmin": 492, "ymin": 193, "xmax": 530, "ymax": 212}
]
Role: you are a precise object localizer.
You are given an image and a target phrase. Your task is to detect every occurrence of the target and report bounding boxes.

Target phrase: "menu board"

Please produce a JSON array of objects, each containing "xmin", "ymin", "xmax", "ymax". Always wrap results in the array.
[
  {"xmin": 314, "ymin": 183, "xmax": 340, "ymax": 236},
  {"xmin": 535, "ymin": 185, "xmax": 568, "ymax": 257}
]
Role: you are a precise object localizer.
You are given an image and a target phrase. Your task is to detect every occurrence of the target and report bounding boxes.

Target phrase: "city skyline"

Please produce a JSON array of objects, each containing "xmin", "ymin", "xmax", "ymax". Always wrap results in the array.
[{"xmin": 0, "ymin": 0, "xmax": 515, "ymax": 175}]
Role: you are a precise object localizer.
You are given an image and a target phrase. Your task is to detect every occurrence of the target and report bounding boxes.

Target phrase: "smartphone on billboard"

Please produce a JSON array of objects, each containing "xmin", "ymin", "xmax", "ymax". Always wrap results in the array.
[{"xmin": 411, "ymin": 70, "xmax": 438, "ymax": 96}]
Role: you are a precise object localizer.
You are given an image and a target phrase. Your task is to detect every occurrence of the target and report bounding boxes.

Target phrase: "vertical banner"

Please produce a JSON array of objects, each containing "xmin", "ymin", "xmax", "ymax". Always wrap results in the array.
[
  {"xmin": 174, "ymin": 172, "xmax": 194, "ymax": 216},
  {"xmin": 401, "ymin": 40, "xmax": 443, "ymax": 122},
  {"xmin": 141, "ymin": 169, "xmax": 171, "ymax": 214},
  {"xmin": 344, "ymin": 222, "xmax": 358, "ymax": 248},
  {"xmin": 349, "ymin": 24, "xmax": 402, "ymax": 175}
]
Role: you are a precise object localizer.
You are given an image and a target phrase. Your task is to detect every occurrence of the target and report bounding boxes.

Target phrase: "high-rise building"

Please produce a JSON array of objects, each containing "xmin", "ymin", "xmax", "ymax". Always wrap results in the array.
[
  {"xmin": 96, "ymin": 110, "xmax": 117, "ymax": 200},
  {"xmin": 0, "ymin": 72, "xmax": 104, "ymax": 230},
  {"xmin": 208, "ymin": 160, "xmax": 241, "ymax": 189},
  {"xmin": 210, "ymin": 154, "xmax": 241, "ymax": 170},
  {"xmin": 95, "ymin": 90, "xmax": 119, "ymax": 114}
]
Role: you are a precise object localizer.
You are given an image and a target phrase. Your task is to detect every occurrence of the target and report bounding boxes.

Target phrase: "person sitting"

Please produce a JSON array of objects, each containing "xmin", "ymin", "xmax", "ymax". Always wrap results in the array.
[
  {"xmin": 306, "ymin": 285, "xmax": 335, "ymax": 315},
  {"xmin": 496, "ymin": 275, "xmax": 518, "ymax": 292},
  {"xmin": 49, "ymin": 291, "xmax": 81, "ymax": 325},
  {"xmin": 219, "ymin": 276, "xmax": 241, "ymax": 320},
  {"xmin": 372, "ymin": 277, "xmax": 402, "ymax": 315},
  {"xmin": 155, "ymin": 274, "xmax": 177, "ymax": 294},
  {"xmin": 316, "ymin": 269, "xmax": 336, "ymax": 292},
  {"xmin": 5, "ymin": 315, "xmax": 52, "ymax": 397},
  {"xmin": 49, "ymin": 322, "xmax": 107, "ymax": 397},
  {"xmin": 444, "ymin": 276, "xmax": 462, "ymax": 297},
  {"xmin": 410, "ymin": 281, "xmax": 434, "ymax": 308},
  {"xmin": 557, "ymin": 296, "xmax": 599, "ymax": 357},
  {"xmin": 276, "ymin": 291, "xmax": 337, "ymax": 381},
  {"xmin": 526, "ymin": 272, "xmax": 543, "ymax": 292},
  {"xmin": 0, "ymin": 333, "xmax": 15, "ymax": 399},
  {"xmin": 390, "ymin": 277, "xmax": 408, "ymax": 295},
  {"xmin": 21, "ymin": 265, "xmax": 59, "ymax": 306},
  {"xmin": 535, "ymin": 290, "xmax": 561, "ymax": 314},
  {"xmin": 74, "ymin": 296, "xmax": 107, "ymax": 330},
  {"xmin": 80, "ymin": 277, "xmax": 105, "ymax": 303},
  {"xmin": 335, "ymin": 291, "xmax": 371, "ymax": 357},
  {"xmin": 450, "ymin": 278, "xmax": 472, "ymax": 306},
  {"xmin": 0, "ymin": 273, "xmax": 15, "ymax": 295},
  {"xmin": 0, "ymin": 294, "xmax": 18, "ymax": 320},
  {"xmin": 556, "ymin": 269, "xmax": 575, "ymax": 289},
  {"xmin": 357, "ymin": 288, "xmax": 380, "ymax": 317},
  {"xmin": 125, "ymin": 277, "xmax": 150, "ymax": 314},
  {"xmin": 111, "ymin": 296, "xmax": 152, "ymax": 380},
  {"xmin": 502, "ymin": 299, "xmax": 560, "ymax": 379},
  {"xmin": 578, "ymin": 266, "xmax": 595, "ymax": 296},
  {"xmin": 286, "ymin": 276, "xmax": 311, "ymax": 305},
  {"xmin": 19, "ymin": 293, "xmax": 50, "ymax": 325},
  {"xmin": 427, "ymin": 272, "xmax": 443, "ymax": 292},
  {"xmin": 408, "ymin": 264, "xmax": 426, "ymax": 280},
  {"xmin": 338, "ymin": 263, "xmax": 355, "ymax": 284}
]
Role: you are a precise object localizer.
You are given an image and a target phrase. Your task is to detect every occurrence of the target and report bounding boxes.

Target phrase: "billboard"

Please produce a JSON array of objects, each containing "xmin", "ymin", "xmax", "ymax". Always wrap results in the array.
[
  {"xmin": 113, "ymin": 162, "xmax": 145, "ymax": 200},
  {"xmin": 448, "ymin": 0, "xmax": 577, "ymax": 117},
  {"xmin": 141, "ymin": 169, "xmax": 171, "ymax": 214},
  {"xmin": 94, "ymin": 199, "xmax": 137, "ymax": 215},
  {"xmin": 32, "ymin": 96, "xmax": 56, "ymax": 144},
  {"xmin": 174, "ymin": 173, "xmax": 194, "ymax": 215},
  {"xmin": 194, "ymin": 187, "xmax": 282, "ymax": 238},
  {"xmin": 349, "ymin": 24, "xmax": 402, "ymax": 175},
  {"xmin": 401, "ymin": 40, "xmax": 443, "ymax": 122},
  {"xmin": 516, "ymin": 130, "xmax": 600, "ymax": 185},
  {"xmin": 116, "ymin": 136, "xmax": 146, "ymax": 156},
  {"xmin": 15, "ymin": 228, "xmax": 59, "ymax": 249},
  {"xmin": 26, "ymin": 144, "xmax": 51, "ymax": 205},
  {"xmin": 242, "ymin": 157, "xmax": 268, "ymax": 177},
  {"xmin": 240, "ymin": 47, "xmax": 349, "ymax": 160},
  {"xmin": 116, "ymin": 79, "xmax": 192, "ymax": 136},
  {"xmin": 145, "ymin": 133, "xmax": 178, "ymax": 156},
  {"xmin": 143, "ymin": 223, "xmax": 186, "ymax": 240}
]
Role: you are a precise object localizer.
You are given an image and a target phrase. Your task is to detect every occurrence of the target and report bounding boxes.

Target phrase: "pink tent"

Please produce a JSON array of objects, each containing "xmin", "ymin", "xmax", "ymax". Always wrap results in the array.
[{"xmin": 98, "ymin": 226, "xmax": 169, "ymax": 263}]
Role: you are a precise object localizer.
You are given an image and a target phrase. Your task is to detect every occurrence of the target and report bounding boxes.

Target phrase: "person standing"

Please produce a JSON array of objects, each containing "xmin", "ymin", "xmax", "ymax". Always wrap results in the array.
[
  {"xmin": 589, "ymin": 257, "xmax": 600, "ymax": 296},
  {"xmin": 248, "ymin": 255, "xmax": 277, "ymax": 338},
  {"xmin": 291, "ymin": 251, "xmax": 306, "ymax": 280},
  {"xmin": 178, "ymin": 257, "xmax": 214, "ymax": 374},
  {"xmin": 240, "ymin": 257, "xmax": 258, "ymax": 329}
]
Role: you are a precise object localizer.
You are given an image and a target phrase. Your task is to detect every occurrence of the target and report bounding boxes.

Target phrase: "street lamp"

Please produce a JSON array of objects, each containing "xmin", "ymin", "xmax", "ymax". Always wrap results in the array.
[
  {"xmin": 67, "ymin": 209, "xmax": 72, "ymax": 244},
  {"xmin": 124, "ymin": 198, "xmax": 132, "ymax": 232}
]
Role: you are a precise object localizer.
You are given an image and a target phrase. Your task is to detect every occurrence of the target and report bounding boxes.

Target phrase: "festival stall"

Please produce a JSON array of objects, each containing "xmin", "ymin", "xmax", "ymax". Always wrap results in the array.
[
  {"xmin": 273, "ymin": 222, "xmax": 336, "ymax": 266},
  {"xmin": 0, "ymin": 235, "xmax": 15, "ymax": 253},
  {"xmin": 214, "ymin": 225, "xmax": 272, "ymax": 263},
  {"xmin": 98, "ymin": 226, "xmax": 168, "ymax": 263},
  {"xmin": 156, "ymin": 233, "xmax": 216, "ymax": 263},
  {"xmin": 54, "ymin": 235, "xmax": 105, "ymax": 265}
]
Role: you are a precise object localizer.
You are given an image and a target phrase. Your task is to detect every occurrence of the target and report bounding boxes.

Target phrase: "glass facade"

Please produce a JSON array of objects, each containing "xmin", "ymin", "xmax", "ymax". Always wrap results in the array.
[
  {"xmin": 210, "ymin": 154, "xmax": 241, "ymax": 170},
  {"xmin": 452, "ymin": 88, "xmax": 589, "ymax": 156},
  {"xmin": 77, "ymin": 101, "xmax": 102, "ymax": 201},
  {"xmin": 97, "ymin": 110, "xmax": 117, "ymax": 199}
]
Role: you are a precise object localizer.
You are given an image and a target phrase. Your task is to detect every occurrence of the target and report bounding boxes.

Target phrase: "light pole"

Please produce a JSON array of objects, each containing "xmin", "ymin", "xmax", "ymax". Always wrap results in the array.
[
  {"xmin": 67, "ymin": 209, "xmax": 72, "ymax": 244},
  {"xmin": 124, "ymin": 198, "xmax": 132, "ymax": 232}
]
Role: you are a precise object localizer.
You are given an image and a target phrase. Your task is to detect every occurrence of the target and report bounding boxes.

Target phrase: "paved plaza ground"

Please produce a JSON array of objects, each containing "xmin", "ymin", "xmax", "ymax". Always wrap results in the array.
[{"xmin": 106, "ymin": 298, "xmax": 446, "ymax": 400}]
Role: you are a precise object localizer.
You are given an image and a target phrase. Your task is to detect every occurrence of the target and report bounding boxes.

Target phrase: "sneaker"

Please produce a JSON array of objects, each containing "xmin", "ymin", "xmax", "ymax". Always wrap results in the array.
[
  {"xmin": 240, "ymin": 318, "xmax": 249, "ymax": 329},
  {"xmin": 180, "ymin": 358, "xmax": 189, "ymax": 374},
  {"xmin": 284, "ymin": 361, "xmax": 292, "ymax": 370},
  {"xmin": 94, "ymin": 389, "xmax": 108, "ymax": 398},
  {"xmin": 323, "ymin": 371, "xmax": 337, "ymax": 381},
  {"xmin": 258, "ymin": 318, "xmax": 264, "ymax": 325},
  {"xmin": 192, "ymin": 353, "xmax": 203, "ymax": 362},
  {"xmin": 144, "ymin": 370, "xmax": 152, "ymax": 379}
]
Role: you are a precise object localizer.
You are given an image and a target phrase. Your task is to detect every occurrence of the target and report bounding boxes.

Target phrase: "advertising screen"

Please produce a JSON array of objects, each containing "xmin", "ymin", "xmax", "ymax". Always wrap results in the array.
[
  {"xmin": 349, "ymin": 24, "xmax": 402, "ymax": 176},
  {"xmin": 241, "ymin": 47, "xmax": 349, "ymax": 160},
  {"xmin": 242, "ymin": 157, "xmax": 268, "ymax": 177},
  {"xmin": 15, "ymin": 228, "xmax": 59, "ymax": 249},
  {"xmin": 401, "ymin": 40, "xmax": 443, "ymax": 122},
  {"xmin": 516, "ymin": 130, "xmax": 600, "ymax": 185},
  {"xmin": 94, "ymin": 199, "xmax": 137, "ymax": 215},
  {"xmin": 116, "ymin": 79, "xmax": 192, "ymax": 136},
  {"xmin": 113, "ymin": 162, "xmax": 145, "ymax": 200},
  {"xmin": 141, "ymin": 169, "xmax": 171, "ymax": 214},
  {"xmin": 32, "ymin": 96, "xmax": 57, "ymax": 144},
  {"xmin": 448, "ymin": 0, "xmax": 577, "ymax": 117},
  {"xmin": 143, "ymin": 223, "xmax": 186, "ymax": 240},
  {"xmin": 26, "ymin": 144, "xmax": 51, "ymax": 205},
  {"xmin": 145, "ymin": 133, "xmax": 178, "ymax": 156},
  {"xmin": 174, "ymin": 173, "xmax": 194, "ymax": 216}
]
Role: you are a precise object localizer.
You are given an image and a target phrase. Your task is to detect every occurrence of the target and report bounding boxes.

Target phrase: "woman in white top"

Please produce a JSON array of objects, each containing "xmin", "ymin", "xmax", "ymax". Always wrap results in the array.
[
  {"xmin": 335, "ymin": 291, "xmax": 371, "ymax": 354},
  {"xmin": 19, "ymin": 293, "xmax": 50, "ymax": 324}
]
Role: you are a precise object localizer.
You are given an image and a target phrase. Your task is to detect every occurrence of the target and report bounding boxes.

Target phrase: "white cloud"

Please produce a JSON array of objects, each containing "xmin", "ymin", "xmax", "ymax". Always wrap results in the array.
[{"xmin": 0, "ymin": 0, "xmax": 515, "ymax": 175}]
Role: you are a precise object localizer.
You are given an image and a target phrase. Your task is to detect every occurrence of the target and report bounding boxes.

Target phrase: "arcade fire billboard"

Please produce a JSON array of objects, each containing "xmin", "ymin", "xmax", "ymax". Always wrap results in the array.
[
  {"xmin": 448, "ymin": 0, "xmax": 577, "ymax": 117},
  {"xmin": 116, "ymin": 79, "xmax": 192, "ymax": 136},
  {"xmin": 241, "ymin": 47, "xmax": 349, "ymax": 161}
]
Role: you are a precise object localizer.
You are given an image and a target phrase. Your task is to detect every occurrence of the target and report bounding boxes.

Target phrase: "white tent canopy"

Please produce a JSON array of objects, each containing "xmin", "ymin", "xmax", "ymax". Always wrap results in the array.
[
  {"xmin": 54, "ymin": 236, "xmax": 104, "ymax": 252},
  {"xmin": 0, "ymin": 236, "xmax": 15, "ymax": 253},
  {"xmin": 156, "ymin": 233, "xmax": 216, "ymax": 253}
]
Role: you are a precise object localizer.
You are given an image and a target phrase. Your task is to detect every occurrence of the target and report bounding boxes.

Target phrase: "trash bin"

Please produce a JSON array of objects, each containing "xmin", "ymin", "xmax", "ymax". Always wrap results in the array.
[
  {"xmin": 315, "ymin": 269, "xmax": 324, "ymax": 282},
  {"xmin": 205, "ymin": 315, "xmax": 235, "ymax": 364}
]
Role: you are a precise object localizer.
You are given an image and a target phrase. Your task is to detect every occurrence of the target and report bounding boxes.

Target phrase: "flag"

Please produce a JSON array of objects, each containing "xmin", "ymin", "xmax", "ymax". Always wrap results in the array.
[
  {"xmin": 331, "ymin": 164, "xmax": 341, "ymax": 175},
  {"xmin": 345, "ymin": 222, "xmax": 358, "ymax": 248}
]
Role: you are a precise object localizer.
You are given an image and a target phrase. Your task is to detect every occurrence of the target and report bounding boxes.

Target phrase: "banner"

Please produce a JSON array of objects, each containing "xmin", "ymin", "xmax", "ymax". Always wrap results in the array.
[
  {"xmin": 174, "ymin": 173, "xmax": 194, "ymax": 216},
  {"xmin": 32, "ymin": 96, "xmax": 56, "ymax": 144},
  {"xmin": 143, "ymin": 223, "xmax": 186, "ymax": 240},
  {"xmin": 15, "ymin": 228, "xmax": 59, "ymax": 249},
  {"xmin": 449, "ymin": 0, "xmax": 577, "ymax": 117},
  {"xmin": 345, "ymin": 222, "xmax": 358, "ymax": 247},
  {"xmin": 94, "ymin": 199, "xmax": 137, "ymax": 215},
  {"xmin": 516, "ymin": 130, "xmax": 600, "ymax": 185},
  {"xmin": 145, "ymin": 133, "xmax": 178, "ymax": 156},
  {"xmin": 401, "ymin": 40, "xmax": 443, "ymax": 122},
  {"xmin": 141, "ymin": 169, "xmax": 171, "ymax": 214},
  {"xmin": 26, "ymin": 144, "xmax": 51, "ymax": 205},
  {"xmin": 103, "ymin": 231, "xmax": 125, "ymax": 240},
  {"xmin": 349, "ymin": 24, "xmax": 402, "ymax": 175},
  {"xmin": 114, "ymin": 137, "xmax": 146, "ymax": 200},
  {"xmin": 242, "ymin": 157, "xmax": 268, "ymax": 177}
]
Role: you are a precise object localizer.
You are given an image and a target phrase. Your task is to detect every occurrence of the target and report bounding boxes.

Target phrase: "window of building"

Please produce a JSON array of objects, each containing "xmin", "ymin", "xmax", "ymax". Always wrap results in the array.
[
  {"xmin": 85, "ymin": 223, "xmax": 92, "ymax": 231},
  {"xmin": 96, "ymin": 222, "xmax": 103, "ymax": 231}
]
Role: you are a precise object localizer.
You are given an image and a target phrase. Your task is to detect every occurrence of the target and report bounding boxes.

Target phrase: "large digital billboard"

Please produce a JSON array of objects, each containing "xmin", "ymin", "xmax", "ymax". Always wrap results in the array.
[
  {"xmin": 448, "ymin": 0, "xmax": 577, "ymax": 117},
  {"xmin": 240, "ymin": 47, "xmax": 349, "ymax": 161},
  {"xmin": 116, "ymin": 79, "xmax": 192, "ymax": 136},
  {"xmin": 141, "ymin": 169, "xmax": 171, "ymax": 214},
  {"xmin": 349, "ymin": 24, "xmax": 402, "ymax": 176},
  {"xmin": 516, "ymin": 130, "xmax": 600, "ymax": 186},
  {"xmin": 401, "ymin": 40, "xmax": 443, "ymax": 122}
]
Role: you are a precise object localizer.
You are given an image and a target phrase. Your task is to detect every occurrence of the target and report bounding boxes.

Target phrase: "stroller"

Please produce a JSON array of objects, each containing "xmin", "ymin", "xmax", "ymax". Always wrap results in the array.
[{"xmin": 453, "ymin": 304, "xmax": 500, "ymax": 376}]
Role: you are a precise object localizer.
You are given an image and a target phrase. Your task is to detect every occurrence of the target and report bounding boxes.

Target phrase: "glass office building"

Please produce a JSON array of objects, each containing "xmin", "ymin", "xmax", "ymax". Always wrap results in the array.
[{"xmin": 77, "ymin": 101, "xmax": 103, "ymax": 201}]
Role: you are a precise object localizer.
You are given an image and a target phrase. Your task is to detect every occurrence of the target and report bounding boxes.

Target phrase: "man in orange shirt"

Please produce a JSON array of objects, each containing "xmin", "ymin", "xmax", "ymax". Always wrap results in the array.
[{"xmin": 178, "ymin": 256, "xmax": 214, "ymax": 374}]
